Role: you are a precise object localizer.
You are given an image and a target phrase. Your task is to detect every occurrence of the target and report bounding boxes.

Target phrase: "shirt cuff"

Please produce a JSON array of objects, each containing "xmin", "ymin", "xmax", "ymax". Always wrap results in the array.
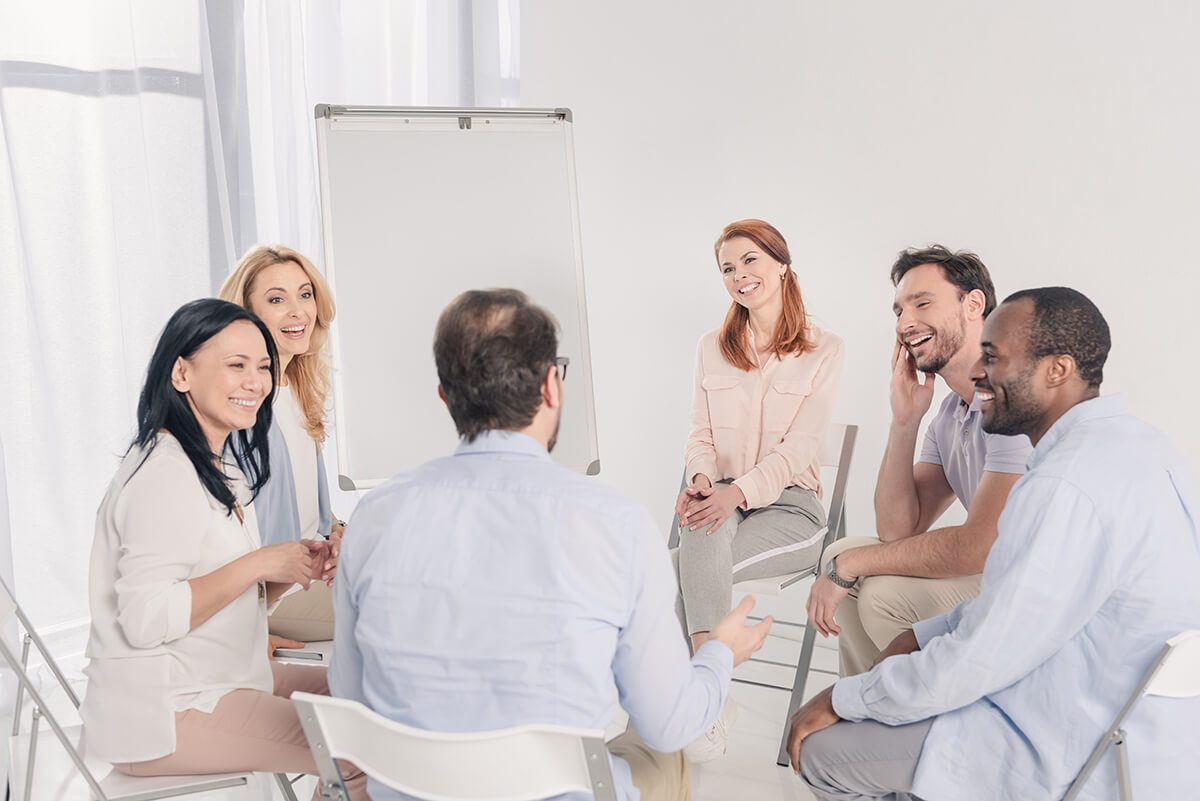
[
  {"xmin": 731, "ymin": 476, "xmax": 763, "ymax": 510},
  {"xmin": 686, "ymin": 457, "xmax": 718, "ymax": 487},
  {"xmin": 912, "ymin": 611, "xmax": 954, "ymax": 648},
  {"xmin": 831, "ymin": 675, "xmax": 871, "ymax": 722},
  {"xmin": 693, "ymin": 638, "xmax": 735, "ymax": 680}
]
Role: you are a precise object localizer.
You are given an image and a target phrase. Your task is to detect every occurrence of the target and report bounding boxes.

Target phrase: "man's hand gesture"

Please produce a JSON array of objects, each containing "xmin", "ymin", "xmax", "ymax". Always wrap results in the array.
[
  {"xmin": 709, "ymin": 595, "xmax": 772, "ymax": 666},
  {"xmin": 889, "ymin": 340, "xmax": 936, "ymax": 428}
]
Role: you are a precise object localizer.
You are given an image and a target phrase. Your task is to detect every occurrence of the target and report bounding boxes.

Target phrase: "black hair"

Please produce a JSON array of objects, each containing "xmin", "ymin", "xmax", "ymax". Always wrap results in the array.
[
  {"xmin": 1003, "ymin": 287, "xmax": 1110, "ymax": 388},
  {"xmin": 433, "ymin": 289, "xmax": 558, "ymax": 442},
  {"xmin": 131, "ymin": 298, "xmax": 278, "ymax": 515},
  {"xmin": 890, "ymin": 244, "xmax": 998, "ymax": 317}
]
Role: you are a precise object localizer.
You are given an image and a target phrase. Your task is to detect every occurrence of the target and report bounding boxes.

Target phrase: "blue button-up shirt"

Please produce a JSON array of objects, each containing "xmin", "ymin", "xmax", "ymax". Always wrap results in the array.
[
  {"xmin": 834, "ymin": 395, "xmax": 1200, "ymax": 800},
  {"xmin": 330, "ymin": 431, "xmax": 733, "ymax": 801}
]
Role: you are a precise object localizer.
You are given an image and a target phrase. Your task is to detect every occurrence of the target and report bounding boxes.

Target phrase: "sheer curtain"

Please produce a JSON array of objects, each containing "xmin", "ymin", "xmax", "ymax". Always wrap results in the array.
[{"xmin": 0, "ymin": 0, "xmax": 518, "ymax": 700}]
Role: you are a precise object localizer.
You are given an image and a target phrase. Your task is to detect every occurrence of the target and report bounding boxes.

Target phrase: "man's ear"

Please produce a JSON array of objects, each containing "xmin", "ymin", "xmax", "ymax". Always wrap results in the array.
[
  {"xmin": 170, "ymin": 357, "xmax": 190, "ymax": 392},
  {"xmin": 963, "ymin": 288, "xmax": 987, "ymax": 321},
  {"xmin": 542, "ymin": 365, "xmax": 562, "ymax": 410},
  {"xmin": 437, "ymin": 385, "xmax": 447, "ymax": 406},
  {"xmin": 1044, "ymin": 354, "xmax": 1077, "ymax": 388}
]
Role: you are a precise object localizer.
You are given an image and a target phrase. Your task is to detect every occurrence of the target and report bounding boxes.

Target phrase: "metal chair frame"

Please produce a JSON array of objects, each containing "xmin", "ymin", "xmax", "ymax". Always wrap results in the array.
[
  {"xmin": 0, "ymin": 576, "xmax": 298, "ymax": 801},
  {"xmin": 1062, "ymin": 629, "xmax": 1200, "ymax": 801}
]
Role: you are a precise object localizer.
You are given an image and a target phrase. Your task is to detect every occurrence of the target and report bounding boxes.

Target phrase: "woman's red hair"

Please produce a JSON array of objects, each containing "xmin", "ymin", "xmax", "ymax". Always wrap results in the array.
[{"xmin": 714, "ymin": 219, "xmax": 812, "ymax": 371}]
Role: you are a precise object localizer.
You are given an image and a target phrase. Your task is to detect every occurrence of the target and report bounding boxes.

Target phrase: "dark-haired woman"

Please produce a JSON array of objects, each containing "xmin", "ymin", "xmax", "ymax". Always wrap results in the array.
[
  {"xmin": 79, "ymin": 299, "xmax": 366, "ymax": 798},
  {"xmin": 676, "ymin": 220, "xmax": 844, "ymax": 761}
]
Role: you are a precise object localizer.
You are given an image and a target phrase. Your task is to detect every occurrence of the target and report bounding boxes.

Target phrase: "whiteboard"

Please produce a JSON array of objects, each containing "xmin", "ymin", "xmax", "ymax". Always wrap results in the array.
[{"xmin": 314, "ymin": 106, "xmax": 599, "ymax": 489}]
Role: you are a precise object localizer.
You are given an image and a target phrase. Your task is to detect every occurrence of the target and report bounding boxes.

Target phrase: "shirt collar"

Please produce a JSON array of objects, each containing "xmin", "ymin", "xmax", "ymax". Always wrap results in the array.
[
  {"xmin": 1029, "ymin": 394, "xmax": 1126, "ymax": 469},
  {"xmin": 453, "ymin": 429, "xmax": 552, "ymax": 461},
  {"xmin": 953, "ymin": 390, "xmax": 983, "ymax": 423}
]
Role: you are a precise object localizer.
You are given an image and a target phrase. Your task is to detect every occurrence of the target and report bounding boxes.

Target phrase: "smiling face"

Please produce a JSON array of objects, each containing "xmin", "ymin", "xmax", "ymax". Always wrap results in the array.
[
  {"xmin": 247, "ymin": 260, "xmax": 318, "ymax": 365},
  {"xmin": 972, "ymin": 298, "xmax": 1046, "ymax": 438},
  {"xmin": 892, "ymin": 263, "xmax": 976, "ymax": 374},
  {"xmin": 718, "ymin": 236, "xmax": 788, "ymax": 312},
  {"xmin": 171, "ymin": 319, "xmax": 273, "ymax": 454}
]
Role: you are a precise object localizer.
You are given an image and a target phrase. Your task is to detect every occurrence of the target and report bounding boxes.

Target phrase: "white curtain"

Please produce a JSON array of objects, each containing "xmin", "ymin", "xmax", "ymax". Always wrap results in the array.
[{"xmin": 0, "ymin": 0, "xmax": 518, "ymax": 684}]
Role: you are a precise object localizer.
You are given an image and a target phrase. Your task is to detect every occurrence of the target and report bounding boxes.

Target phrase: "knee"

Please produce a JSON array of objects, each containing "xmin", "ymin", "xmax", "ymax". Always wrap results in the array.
[
  {"xmin": 797, "ymin": 727, "xmax": 840, "ymax": 795},
  {"xmin": 856, "ymin": 577, "xmax": 898, "ymax": 621}
]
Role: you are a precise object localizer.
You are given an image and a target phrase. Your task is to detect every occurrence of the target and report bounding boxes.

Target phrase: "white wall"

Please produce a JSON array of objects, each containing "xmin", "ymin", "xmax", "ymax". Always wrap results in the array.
[{"xmin": 521, "ymin": 0, "xmax": 1200, "ymax": 534}]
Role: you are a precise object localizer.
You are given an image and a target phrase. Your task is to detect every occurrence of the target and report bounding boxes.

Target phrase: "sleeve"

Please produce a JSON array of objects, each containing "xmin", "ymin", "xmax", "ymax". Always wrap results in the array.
[
  {"xmin": 611, "ymin": 506, "xmax": 733, "ymax": 753},
  {"xmin": 981, "ymin": 431, "xmax": 1033, "ymax": 475},
  {"xmin": 316, "ymin": 446, "xmax": 333, "ymax": 537},
  {"xmin": 327, "ymin": 503, "xmax": 365, "ymax": 703},
  {"xmin": 111, "ymin": 453, "xmax": 207, "ymax": 649},
  {"xmin": 831, "ymin": 475, "xmax": 1116, "ymax": 725},
  {"xmin": 733, "ymin": 336, "xmax": 845, "ymax": 509},
  {"xmin": 683, "ymin": 338, "xmax": 719, "ymax": 485}
]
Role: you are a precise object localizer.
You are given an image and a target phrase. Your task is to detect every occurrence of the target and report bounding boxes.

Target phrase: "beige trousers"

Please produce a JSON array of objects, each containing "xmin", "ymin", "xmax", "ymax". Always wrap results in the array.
[
  {"xmin": 115, "ymin": 662, "xmax": 369, "ymax": 801},
  {"xmin": 822, "ymin": 536, "xmax": 982, "ymax": 676},
  {"xmin": 608, "ymin": 724, "xmax": 691, "ymax": 801},
  {"xmin": 269, "ymin": 580, "xmax": 335, "ymax": 641}
]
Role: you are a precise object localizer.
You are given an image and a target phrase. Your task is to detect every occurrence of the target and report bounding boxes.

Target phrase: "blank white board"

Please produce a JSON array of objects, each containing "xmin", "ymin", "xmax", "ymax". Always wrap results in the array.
[{"xmin": 314, "ymin": 106, "xmax": 599, "ymax": 489}]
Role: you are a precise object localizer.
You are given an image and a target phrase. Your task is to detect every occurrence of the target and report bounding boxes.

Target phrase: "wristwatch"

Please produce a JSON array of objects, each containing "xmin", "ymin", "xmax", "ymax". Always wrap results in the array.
[{"xmin": 825, "ymin": 556, "xmax": 857, "ymax": 590}]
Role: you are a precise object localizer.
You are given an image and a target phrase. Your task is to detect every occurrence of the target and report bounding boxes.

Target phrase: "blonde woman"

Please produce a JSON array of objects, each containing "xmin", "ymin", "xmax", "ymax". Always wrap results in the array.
[{"xmin": 219, "ymin": 245, "xmax": 341, "ymax": 647}]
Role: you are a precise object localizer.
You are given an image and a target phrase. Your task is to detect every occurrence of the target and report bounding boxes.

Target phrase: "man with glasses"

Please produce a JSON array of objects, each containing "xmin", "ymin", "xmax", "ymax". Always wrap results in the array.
[{"xmin": 329, "ymin": 288, "xmax": 772, "ymax": 801}]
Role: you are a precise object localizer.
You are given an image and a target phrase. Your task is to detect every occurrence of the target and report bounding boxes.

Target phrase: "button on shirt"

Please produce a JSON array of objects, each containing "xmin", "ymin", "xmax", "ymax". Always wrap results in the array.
[
  {"xmin": 833, "ymin": 396, "xmax": 1200, "ymax": 800},
  {"xmin": 329, "ymin": 431, "xmax": 733, "ymax": 801},
  {"xmin": 918, "ymin": 391, "xmax": 1031, "ymax": 508}
]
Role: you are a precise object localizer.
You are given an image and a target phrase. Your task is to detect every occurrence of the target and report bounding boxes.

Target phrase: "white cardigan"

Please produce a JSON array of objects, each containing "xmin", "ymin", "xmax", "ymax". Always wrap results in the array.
[{"xmin": 80, "ymin": 434, "xmax": 274, "ymax": 763}]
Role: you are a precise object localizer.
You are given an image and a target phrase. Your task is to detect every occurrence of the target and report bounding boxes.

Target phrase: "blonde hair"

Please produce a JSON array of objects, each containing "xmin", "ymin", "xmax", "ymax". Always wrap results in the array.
[{"xmin": 219, "ymin": 245, "xmax": 335, "ymax": 443}]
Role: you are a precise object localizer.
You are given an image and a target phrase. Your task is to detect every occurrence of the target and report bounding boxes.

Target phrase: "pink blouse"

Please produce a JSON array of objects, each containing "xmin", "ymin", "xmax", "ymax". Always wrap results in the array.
[{"xmin": 684, "ymin": 325, "xmax": 844, "ymax": 510}]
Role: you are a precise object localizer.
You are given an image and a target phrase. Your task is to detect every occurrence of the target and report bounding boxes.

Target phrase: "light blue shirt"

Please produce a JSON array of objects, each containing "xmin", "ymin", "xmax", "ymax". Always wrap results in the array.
[
  {"xmin": 329, "ymin": 430, "xmax": 732, "ymax": 801},
  {"xmin": 834, "ymin": 395, "xmax": 1200, "ymax": 800},
  {"xmin": 918, "ymin": 390, "xmax": 1032, "ymax": 508},
  {"xmin": 237, "ymin": 415, "xmax": 332, "ymax": 546}
]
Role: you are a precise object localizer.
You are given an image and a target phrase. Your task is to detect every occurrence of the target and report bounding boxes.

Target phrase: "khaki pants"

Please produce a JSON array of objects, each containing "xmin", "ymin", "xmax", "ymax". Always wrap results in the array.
[
  {"xmin": 822, "ymin": 537, "xmax": 981, "ymax": 676},
  {"xmin": 608, "ymin": 725, "xmax": 691, "ymax": 801},
  {"xmin": 269, "ymin": 580, "xmax": 335, "ymax": 641},
  {"xmin": 116, "ymin": 662, "xmax": 369, "ymax": 801}
]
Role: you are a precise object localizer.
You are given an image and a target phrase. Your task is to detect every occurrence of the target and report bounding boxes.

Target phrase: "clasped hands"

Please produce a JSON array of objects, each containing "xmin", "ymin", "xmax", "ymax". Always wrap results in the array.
[
  {"xmin": 257, "ymin": 537, "xmax": 339, "ymax": 589},
  {"xmin": 675, "ymin": 475, "xmax": 746, "ymax": 535}
]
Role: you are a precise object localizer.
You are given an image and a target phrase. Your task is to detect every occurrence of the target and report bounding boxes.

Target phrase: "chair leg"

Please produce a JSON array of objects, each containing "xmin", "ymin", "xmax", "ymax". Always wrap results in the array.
[
  {"xmin": 274, "ymin": 773, "xmax": 301, "ymax": 801},
  {"xmin": 1114, "ymin": 730, "xmax": 1132, "ymax": 801},
  {"xmin": 776, "ymin": 620, "xmax": 819, "ymax": 767}
]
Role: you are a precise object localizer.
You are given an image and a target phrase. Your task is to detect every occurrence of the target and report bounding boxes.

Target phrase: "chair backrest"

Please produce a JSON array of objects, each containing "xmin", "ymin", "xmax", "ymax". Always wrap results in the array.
[
  {"xmin": 668, "ymin": 423, "xmax": 857, "ymax": 549},
  {"xmin": 1143, "ymin": 629, "xmax": 1200, "ymax": 699},
  {"xmin": 292, "ymin": 692, "xmax": 617, "ymax": 801}
]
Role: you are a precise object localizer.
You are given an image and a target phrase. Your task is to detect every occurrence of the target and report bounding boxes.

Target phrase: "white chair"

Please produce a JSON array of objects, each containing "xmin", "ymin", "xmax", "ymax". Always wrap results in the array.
[
  {"xmin": 1062, "ymin": 629, "xmax": 1200, "ymax": 801},
  {"xmin": 668, "ymin": 423, "xmax": 857, "ymax": 767},
  {"xmin": 0, "ymin": 577, "xmax": 298, "ymax": 801},
  {"xmin": 291, "ymin": 691, "xmax": 618, "ymax": 801}
]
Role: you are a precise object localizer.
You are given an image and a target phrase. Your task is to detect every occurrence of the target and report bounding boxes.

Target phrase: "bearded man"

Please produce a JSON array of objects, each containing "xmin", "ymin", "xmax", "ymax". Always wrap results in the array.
[{"xmin": 806, "ymin": 246, "xmax": 1032, "ymax": 675}]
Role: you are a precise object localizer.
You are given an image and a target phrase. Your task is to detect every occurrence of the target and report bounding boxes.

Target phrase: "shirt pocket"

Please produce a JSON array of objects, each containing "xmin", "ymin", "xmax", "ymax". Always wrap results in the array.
[
  {"xmin": 763, "ymin": 377, "xmax": 813, "ymax": 434},
  {"xmin": 702, "ymin": 375, "xmax": 745, "ymax": 429}
]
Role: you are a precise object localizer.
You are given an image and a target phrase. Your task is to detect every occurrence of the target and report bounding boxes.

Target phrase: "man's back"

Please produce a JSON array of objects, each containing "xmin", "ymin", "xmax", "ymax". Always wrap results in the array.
[{"xmin": 331, "ymin": 430, "xmax": 729, "ymax": 801}]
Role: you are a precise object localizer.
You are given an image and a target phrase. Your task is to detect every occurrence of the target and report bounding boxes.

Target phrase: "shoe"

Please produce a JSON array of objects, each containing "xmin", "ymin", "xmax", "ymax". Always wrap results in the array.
[{"xmin": 684, "ymin": 697, "xmax": 738, "ymax": 763}]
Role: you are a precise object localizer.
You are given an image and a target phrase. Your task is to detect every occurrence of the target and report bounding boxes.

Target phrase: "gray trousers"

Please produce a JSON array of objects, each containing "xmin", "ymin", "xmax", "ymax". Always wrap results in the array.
[
  {"xmin": 675, "ymin": 483, "xmax": 825, "ymax": 634},
  {"xmin": 798, "ymin": 717, "xmax": 932, "ymax": 801}
]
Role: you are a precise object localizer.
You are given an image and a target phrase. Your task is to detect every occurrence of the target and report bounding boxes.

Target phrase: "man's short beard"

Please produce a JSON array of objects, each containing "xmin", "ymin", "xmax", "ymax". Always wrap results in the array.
[
  {"xmin": 981, "ymin": 365, "xmax": 1041, "ymax": 437},
  {"xmin": 914, "ymin": 313, "xmax": 966, "ymax": 374}
]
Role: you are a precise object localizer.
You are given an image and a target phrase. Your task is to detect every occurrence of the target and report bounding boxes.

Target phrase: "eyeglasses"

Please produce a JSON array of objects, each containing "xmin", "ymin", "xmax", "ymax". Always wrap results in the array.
[{"xmin": 554, "ymin": 356, "xmax": 570, "ymax": 381}]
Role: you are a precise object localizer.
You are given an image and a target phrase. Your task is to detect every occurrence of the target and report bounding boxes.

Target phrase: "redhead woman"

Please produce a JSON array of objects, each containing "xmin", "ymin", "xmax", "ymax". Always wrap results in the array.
[
  {"xmin": 676, "ymin": 220, "xmax": 844, "ymax": 761},
  {"xmin": 80, "ymin": 299, "xmax": 366, "ymax": 797},
  {"xmin": 219, "ymin": 245, "xmax": 340, "ymax": 647}
]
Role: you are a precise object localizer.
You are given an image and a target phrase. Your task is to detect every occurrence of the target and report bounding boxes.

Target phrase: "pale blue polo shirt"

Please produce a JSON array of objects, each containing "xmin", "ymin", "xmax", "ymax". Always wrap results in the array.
[{"xmin": 918, "ymin": 391, "xmax": 1032, "ymax": 507}]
